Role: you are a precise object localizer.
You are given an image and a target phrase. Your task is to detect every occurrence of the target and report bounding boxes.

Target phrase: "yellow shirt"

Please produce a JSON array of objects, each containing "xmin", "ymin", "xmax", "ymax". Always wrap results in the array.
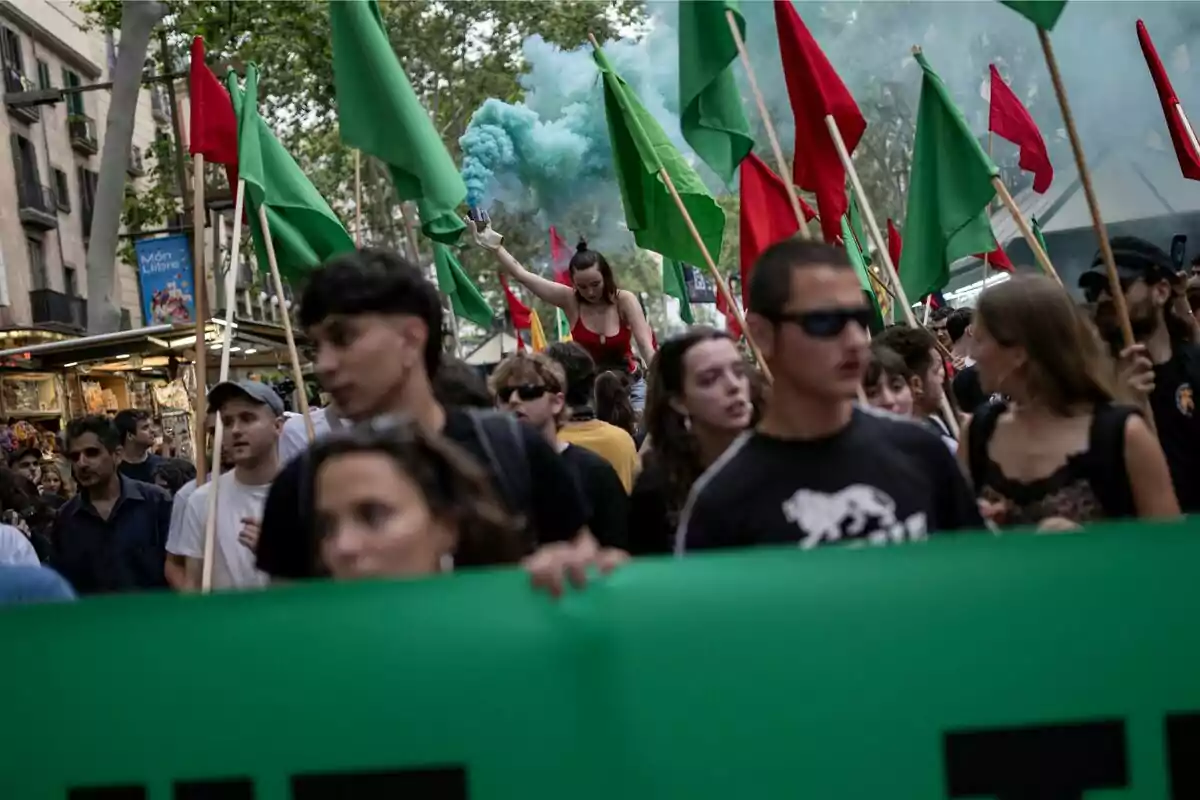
[{"xmin": 559, "ymin": 419, "xmax": 639, "ymax": 493}]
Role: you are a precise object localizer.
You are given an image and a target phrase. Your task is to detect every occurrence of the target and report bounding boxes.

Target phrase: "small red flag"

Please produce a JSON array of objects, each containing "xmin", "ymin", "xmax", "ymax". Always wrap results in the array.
[
  {"xmin": 188, "ymin": 37, "xmax": 238, "ymax": 168},
  {"xmin": 548, "ymin": 226, "xmax": 573, "ymax": 286},
  {"xmin": 975, "ymin": 241, "xmax": 1014, "ymax": 272},
  {"xmin": 1137, "ymin": 20, "xmax": 1200, "ymax": 181},
  {"xmin": 774, "ymin": 0, "xmax": 866, "ymax": 244},
  {"xmin": 887, "ymin": 218, "xmax": 903, "ymax": 273},
  {"xmin": 739, "ymin": 153, "xmax": 813, "ymax": 305},
  {"xmin": 988, "ymin": 65, "xmax": 1053, "ymax": 193},
  {"xmin": 499, "ymin": 274, "xmax": 531, "ymax": 330}
]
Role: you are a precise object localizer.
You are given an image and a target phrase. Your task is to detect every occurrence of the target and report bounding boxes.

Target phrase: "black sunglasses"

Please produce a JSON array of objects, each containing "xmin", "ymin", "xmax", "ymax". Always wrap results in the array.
[
  {"xmin": 1082, "ymin": 275, "xmax": 1137, "ymax": 304},
  {"xmin": 772, "ymin": 307, "xmax": 874, "ymax": 338},
  {"xmin": 501, "ymin": 384, "xmax": 549, "ymax": 402}
]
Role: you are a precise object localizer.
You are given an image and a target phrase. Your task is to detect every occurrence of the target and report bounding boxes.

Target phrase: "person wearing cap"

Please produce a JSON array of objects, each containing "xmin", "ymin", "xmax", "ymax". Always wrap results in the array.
[
  {"xmin": 1081, "ymin": 236, "xmax": 1200, "ymax": 512},
  {"xmin": 171, "ymin": 380, "xmax": 284, "ymax": 590}
]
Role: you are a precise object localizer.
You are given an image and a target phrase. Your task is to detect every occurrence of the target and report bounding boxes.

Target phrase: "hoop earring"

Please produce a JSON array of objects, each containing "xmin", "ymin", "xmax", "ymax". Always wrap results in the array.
[
  {"xmin": 439, "ymin": 553, "xmax": 454, "ymax": 573},
  {"xmin": 682, "ymin": 413, "xmax": 692, "ymax": 433}
]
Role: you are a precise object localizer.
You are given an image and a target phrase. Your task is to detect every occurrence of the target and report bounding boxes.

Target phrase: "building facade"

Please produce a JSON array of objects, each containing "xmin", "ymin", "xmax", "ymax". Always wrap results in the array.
[{"xmin": 0, "ymin": 0, "xmax": 162, "ymax": 333}]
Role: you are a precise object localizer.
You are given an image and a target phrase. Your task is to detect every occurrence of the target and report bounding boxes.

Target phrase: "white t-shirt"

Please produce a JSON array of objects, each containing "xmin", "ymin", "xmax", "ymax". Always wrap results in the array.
[
  {"xmin": 170, "ymin": 471, "xmax": 270, "ymax": 590},
  {"xmin": 278, "ymin": 406, "xmax": 341, "ymax": 465},
  {"xmin": 165, "ymin": 477, "xmax": 199, "ymax": 555},
  {"xmin": 0, "ymin": 524, "xmax": 38, "ymax": 566}
]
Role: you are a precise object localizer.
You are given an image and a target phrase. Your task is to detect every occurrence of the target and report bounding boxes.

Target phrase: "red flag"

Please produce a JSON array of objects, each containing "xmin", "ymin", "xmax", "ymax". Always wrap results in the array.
[
  {"xmin": 717, "ymin": 282, "xmax": 742, "ymax": 339},
  {"xmin": 975, "ymin": 241, "xmax": 1014, "ymax": 272},
  {"xmin": 774, "ymin": 0, "xmax": 866, "ymax": 243},
  {"xmin": 499, "ymin": 274, "xmax": 531, "ymax": 330},
  {"xmin": 988, "ymin": 65, "xmax": 1053, "ymax": 193},
  {"xmin": 548, "ymin": 226, "xmax": 573, "ymax": 286},
  {"xmin": 887, "ymin": 218, "xmax": 903, "ymax": 273},
  {"xmin": 739, "ymin": 154, "xmax": 813, "ymax": 305},
  {"xmin": 188, "ymin": 37, "xmax": 238, "ymax": 168},
  {"xmin": 1137, "ymin": 20, "xmax": 1200, "ymax": 181}
]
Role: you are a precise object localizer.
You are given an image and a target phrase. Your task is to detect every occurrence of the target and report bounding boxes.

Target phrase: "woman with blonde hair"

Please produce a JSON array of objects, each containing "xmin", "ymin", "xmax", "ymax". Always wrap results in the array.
[{"xmin": 961, "ymin": 275, "xmax": 1179, "ymax": 528}]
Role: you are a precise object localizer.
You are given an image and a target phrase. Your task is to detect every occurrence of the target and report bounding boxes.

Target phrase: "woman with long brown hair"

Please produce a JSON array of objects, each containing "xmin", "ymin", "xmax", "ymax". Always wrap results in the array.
[
  {"xmin": 467, "ymin": 214, "xmax": 656, "ymax": 411},
  {"xmin": 628, "ymin": 327, "xmax": 756, "ymax": 554},
  {"xmin": 961, "ymin": 275, "xmax": 1178, "ymax": 528}
]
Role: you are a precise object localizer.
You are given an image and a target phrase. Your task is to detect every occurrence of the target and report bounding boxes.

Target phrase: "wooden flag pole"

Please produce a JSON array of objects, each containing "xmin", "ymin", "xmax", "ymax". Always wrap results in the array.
[
  {"xmin": 257, "ymin": 204, "xmax": 316, "ymax": 442},
  {"xmin": 825, "ymin": 112, "xmax": 959, "ymax": 439},
  {"xmin": 725, "ymin": 9, "xmax": 812, "ymax": 239},
  {"xmin": 982, "ymin": 133, "xmax": 993, "ymax": 291},
  {"xmin": 191, "ymin": 153, "xmax": 208, "ymax": 484},
  {"xmin": 1038, "ymin": 29, "xmax": 1134, "ymax": 348},
  {"xmin": 200, "ymin": 178, "xmax": 245, "ymax": 593},
  {"xmin": 658, "ymin": 166, "xmax": 771, "ymax": 383},
  {"xmin": 991, "ymin": 177, "xmax": 1061, "ymax": 285},
  {"xmin": 354, "ymin": 149, "xmax": 363, "ymax": 247}
]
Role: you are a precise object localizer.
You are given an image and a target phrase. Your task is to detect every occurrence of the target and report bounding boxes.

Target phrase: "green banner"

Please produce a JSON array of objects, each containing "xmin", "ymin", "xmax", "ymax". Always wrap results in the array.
[{"xmin": 4, "ymin": 522, "xmax": 1200, "ymax": 798}]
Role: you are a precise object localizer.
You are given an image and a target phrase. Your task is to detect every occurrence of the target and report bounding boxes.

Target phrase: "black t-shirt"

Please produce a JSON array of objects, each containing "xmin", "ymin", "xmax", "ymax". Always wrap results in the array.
[
  {"xmin": 1149, "ymin": 348, "xmax": 1200, "ymax": 512},
  {"xmin": 118, "ymin": 453, "xmax": 164, "ymax": 485},
  {"xmin": 627, "ymin": 456, "xmax": 675, "ymax": 556},
  {"xmin": 256, "ymin": 408, "xmax": 589, "ymax": 579},
  {"xmin": 678, "ymin": 408, "xmax": 984, "ymax": 553},
  {"xmin": 952, "ymin": 364, "xmax": 988, "ymax": 415},
  {"xmin": 559, "ymin": 443, "xmax": 627, "ymax": 549}
]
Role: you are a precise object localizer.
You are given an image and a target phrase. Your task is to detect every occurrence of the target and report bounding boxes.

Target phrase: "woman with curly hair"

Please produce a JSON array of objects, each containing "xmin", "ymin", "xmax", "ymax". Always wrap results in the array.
[
  {"xmin": 310, "ymin": 418, "xmax": 526, "ymax": 579},
  {"xmin": 628, "ymin": 328, "xmax": 756, "ymax": 554}
]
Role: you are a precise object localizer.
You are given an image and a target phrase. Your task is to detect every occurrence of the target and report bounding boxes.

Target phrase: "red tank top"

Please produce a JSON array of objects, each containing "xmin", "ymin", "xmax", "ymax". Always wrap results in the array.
[{"xmin": 571, "ymin": 314, "xmax": 636, "ymax": 373}]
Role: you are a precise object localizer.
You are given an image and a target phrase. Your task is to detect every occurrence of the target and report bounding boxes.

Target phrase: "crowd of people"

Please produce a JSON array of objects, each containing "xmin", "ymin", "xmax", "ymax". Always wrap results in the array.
[{"xmin": 1, "ymin": 232, "xmax": 1196, "ymax": 603}]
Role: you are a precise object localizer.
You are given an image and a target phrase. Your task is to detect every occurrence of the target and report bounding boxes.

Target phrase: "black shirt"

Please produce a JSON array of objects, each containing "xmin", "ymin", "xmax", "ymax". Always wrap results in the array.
[
  {"xmin": 627, "ymin": 456, "xmax": 675, "ymax": 555},
  {"xmin": 952, "ymin": 363, "xmax": 988, "ymax": 415},
  {"xmin": 678, "ymin": 409, "xmax": 983, "ymax": 553},
  {"xmin": 50, "ymin": 476, "xmax": 172, "ymax": 594},
  {"xmin": 256, "ymin": 408, "xmax": 590, "ymax": 579},
  {"xmin": 559, "ymin": 443, "xmax": 628, "ymax": 549},
  {"xmin": 118, "ymin": 452, "xmax": 165, "ymax": 485},
  {"xmin": 1149, "ymin": 348, "xmax": 1200, "ymax": 512}
]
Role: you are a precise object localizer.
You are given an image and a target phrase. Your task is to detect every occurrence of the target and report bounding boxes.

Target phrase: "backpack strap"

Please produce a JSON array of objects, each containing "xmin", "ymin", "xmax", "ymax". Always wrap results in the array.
[
  {"xmin": 965, "ymin": 401, "xmax": 1005, "ymax": 491},
  {"xmin": 1085, "ymin": 404, "xmax": 1137, "ymax": 519},
  {"xmin": 467, "ymin": 410, "xmax": 532, "ymax": 523}
]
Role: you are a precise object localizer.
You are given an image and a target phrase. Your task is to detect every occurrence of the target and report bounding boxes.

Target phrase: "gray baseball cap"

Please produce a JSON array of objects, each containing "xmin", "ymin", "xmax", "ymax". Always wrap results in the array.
[{"xmin": 207, "ymin": 380, "xmax": 284, "ymax": 416}]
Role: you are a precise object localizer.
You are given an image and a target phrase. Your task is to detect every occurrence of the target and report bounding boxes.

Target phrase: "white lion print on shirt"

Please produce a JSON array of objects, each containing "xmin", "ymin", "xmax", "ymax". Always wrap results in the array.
[{"xmin": 781, "ymin": 484, "xmax": 928, "ymax": 549}]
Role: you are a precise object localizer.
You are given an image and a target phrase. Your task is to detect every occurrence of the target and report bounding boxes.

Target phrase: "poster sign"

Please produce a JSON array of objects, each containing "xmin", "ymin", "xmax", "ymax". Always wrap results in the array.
[
  {"xmin": 2, "ymin": 522, "xmax": 1200, "ymax": 797},
  {"xmin": 134, "ymin": 234, "xmax": 195, "ymax": 324},
  {"xmin": 683, "ymin": 264, "xmax": 717, "ymax": 303}
]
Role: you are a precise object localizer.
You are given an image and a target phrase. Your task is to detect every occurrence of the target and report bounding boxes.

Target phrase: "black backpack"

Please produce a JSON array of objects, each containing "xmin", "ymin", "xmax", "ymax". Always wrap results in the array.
[{"xmin": 966, "ymin": 401, "xmax": 1137, "ymax": 519}]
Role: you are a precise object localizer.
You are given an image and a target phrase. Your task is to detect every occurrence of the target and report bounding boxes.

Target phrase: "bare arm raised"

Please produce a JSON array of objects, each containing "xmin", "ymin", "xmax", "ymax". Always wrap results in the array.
[{"xmin": 466, "ymin": 217, "xmax": 576, "ymax": 311}]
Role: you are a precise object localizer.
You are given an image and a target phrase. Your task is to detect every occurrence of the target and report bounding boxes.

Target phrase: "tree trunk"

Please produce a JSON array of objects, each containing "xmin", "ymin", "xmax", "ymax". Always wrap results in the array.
[{"xmin": 85, "ymin": 0, "xmax": 166, "ymax": 333}]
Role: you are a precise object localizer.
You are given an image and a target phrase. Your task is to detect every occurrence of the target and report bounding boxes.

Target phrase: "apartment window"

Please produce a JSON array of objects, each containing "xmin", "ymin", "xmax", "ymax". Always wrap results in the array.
[
  {"xmin": 62, "ymin": 68, "xmax": 82, "ymax": 115},
  {"xmin": 77, "ymin": 166, "xmax": 97, "ymax": 237},
  {"xmin": 1, "ymin": 26, "xmax": 24, "ymax": 73},
  {"xmin": 10, "ymin": 133, "xmax": 40, "ymax": 196},
  {"xmin": 52, "ymin": 168, "xmax": 69, "ymax": 212},
  {"xmin": 63, "ymin": 264, "xmax": 77, "ymax": 297},
  {"xmin": 26, "ymin": 236, "xmax": 46, "ymax": 290},
  {"xmin": 35, "ymin": 59, "xmax": 49, "ymax": 90}
]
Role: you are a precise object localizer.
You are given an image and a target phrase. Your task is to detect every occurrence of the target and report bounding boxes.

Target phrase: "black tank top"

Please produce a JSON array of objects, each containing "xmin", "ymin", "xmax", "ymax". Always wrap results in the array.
[{"xmin": 966, "ymin": 402, "xmax": 1138, "ymax": 525}]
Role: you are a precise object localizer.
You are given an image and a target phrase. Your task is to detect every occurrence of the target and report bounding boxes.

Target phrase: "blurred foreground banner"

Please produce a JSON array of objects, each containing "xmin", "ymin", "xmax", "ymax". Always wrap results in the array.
[{"xmin": 3, "ymin": 523, "xmax": 1200, "ymax": 798}]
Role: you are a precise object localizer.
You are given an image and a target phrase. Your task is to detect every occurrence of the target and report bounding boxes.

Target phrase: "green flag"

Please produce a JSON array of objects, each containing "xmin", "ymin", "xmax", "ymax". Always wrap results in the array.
[
  {"xmin": 999, "ymin": 1, "xmax": 1067, "ymax": 30},
  {"xmin": 842, "ymin": 215, "xmax": 884, "ymax": 333},
  {"xmin": 847, "ymin": 189, "xmax": 870, "ymax": 264},
  {"xmin": 1032, "ymin": 214, "xmax": 1049, "ymax": 258},
  {"xmin": 899, "ymin": 52, "xmax": 999, "ymax": 303},
  {"xmin": 662, "ymin": 258, "xmax": 695, "ymax": 324},
  {"xmin": 555, "ymin": 307, "xmax": 572, "ymax": 342},
  {"xmin": 433, "ymin": 244, "xmax": 493, "ymax": 330},
  {"xmin": 594, "ymin": 45, "xmax": 725, "ymax": 267},
  {"xmin": 331, "ymin": 0, "xmax": 466, "ymax": 244},
  {"xmin": 677, "ymin": 0, "xmax": 753, "ymax": 185},
  {"xmin": 232, "ymin": 66, "xmax": 355, "ymax": 282}
]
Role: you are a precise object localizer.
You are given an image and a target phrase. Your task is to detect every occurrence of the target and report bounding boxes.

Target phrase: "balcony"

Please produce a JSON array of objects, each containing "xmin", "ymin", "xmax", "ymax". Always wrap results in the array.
[
  {"xmin": 29, "ymin": 288, "xmax": 85, "ymax": 331},
  {"xmin": 128, "ymin": 145, "xmax": 145, "ymax": 177},
  {"xmin": 4, "ymin": 67, "xmax": 38, "ymax": 124},
  {"xmin": 17, "ymin": 181, "xmax": 57, "ymax": 230},
  {"xmin": 68, "ymin": 113, "xmax": 98, "ymax": 155}
]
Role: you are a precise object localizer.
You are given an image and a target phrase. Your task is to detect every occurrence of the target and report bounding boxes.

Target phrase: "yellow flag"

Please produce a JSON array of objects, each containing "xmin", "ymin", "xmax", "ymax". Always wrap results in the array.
[{"xmin": 530, "ymin": 309, "xmax": 547, "ymax": 351}]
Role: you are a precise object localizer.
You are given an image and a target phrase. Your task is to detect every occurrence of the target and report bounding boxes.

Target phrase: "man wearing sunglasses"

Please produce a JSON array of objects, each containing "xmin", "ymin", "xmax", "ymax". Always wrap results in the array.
[
  {"xmin": 1081, "ymin": 236, "xmax": 1200, "ymax": 512},
  {"xmin": 490, "ymin": 352, "xmax": 628, "ymax": 549},
  {"xmin": 675, "ymin": 239, "xmax": 982, "ymax": 554}
]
